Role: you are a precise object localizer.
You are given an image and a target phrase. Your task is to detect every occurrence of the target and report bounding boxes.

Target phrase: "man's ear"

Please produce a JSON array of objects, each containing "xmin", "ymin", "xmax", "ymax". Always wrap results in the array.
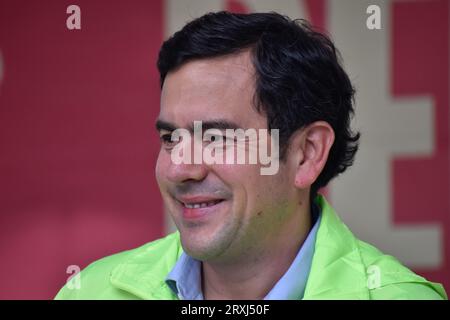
[{"xmin": 289, "ymin": 121, "xmax": 335, "ymax": 189}]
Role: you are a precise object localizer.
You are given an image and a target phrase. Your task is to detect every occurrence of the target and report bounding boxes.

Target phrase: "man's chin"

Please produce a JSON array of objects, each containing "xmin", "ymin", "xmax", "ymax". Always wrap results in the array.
[
  {"xmin": 182, "ymin": 245, "xmax": 216, "ymax": 261},
  {"xmin": 180, "ymin": 234, "xmax": 226, "ymax": 261}
]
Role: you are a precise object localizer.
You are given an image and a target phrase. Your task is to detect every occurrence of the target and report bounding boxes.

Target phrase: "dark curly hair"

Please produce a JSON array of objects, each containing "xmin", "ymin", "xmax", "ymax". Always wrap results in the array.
[{"xmin": 157, "ymin": 11, "xmax": 360, "ymax": 196}]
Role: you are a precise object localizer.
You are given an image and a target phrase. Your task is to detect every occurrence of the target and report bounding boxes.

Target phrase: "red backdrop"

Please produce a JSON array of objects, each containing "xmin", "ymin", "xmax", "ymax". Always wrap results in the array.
[
  {"xmin": 0, "ymin": 0, "xmax": 448, "ymax": 299},
  {"xmin": 0, "ymin": 0, "xmax": 164, "ymax": 299}
]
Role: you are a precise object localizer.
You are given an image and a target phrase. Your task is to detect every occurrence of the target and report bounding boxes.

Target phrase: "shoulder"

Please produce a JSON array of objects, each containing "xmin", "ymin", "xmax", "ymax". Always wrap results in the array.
[
  {"xmin": 370, "ymin": 282, "xmax": 445, "ymax": 300},
  {"xmin": 54, "ymin": 232, "xmax": 181, "ymax": 300},
  {"xmin": 356, "ymin": 239, "xmax": 447, "ymax": 300}
]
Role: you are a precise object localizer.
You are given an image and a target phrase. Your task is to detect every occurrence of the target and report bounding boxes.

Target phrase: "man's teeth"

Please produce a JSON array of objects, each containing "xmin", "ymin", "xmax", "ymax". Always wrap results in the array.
[{"xmin": 184, "ymin": 201, "xmax": 220, "ymax": 209}]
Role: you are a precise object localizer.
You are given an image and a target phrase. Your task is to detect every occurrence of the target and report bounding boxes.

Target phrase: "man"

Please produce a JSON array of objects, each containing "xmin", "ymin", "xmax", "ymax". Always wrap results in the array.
[{"xmin": 55, "ymin": 11, "xmax": 446, "ymax": 300}]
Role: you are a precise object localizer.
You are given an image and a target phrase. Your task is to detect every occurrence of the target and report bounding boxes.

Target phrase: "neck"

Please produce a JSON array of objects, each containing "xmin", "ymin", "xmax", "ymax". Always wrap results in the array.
[{"xmin": 201, "ymin": 198, "xmax": 312, "ymax": 300}]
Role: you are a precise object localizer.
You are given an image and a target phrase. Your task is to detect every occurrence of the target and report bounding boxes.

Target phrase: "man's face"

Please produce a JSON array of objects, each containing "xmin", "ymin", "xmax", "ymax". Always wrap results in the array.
[{"xmin": 156, "ymin": 52, "xmax": 299, "ymax": 263}]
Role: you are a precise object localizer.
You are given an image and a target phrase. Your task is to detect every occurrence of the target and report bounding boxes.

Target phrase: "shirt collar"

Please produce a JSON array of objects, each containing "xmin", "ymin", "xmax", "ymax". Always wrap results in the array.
[
  {"xmin": 166, "ymin": 252, "xmax": 203, "ymax": 300},
  {"xmin": 264, "ymin": 205, "xmax": 321, "ymax": 299},
  {"xmin": 165, "ymin": 203, "xmax": 321, "ymax": 300}
]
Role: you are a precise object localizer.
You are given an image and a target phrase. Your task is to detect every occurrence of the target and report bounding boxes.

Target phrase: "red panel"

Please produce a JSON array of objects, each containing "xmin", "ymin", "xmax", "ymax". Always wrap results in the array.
[
  {"xmin": 392, "ymin": 0, "xmax": 449, "ymax": 290},
  {"xmin": 0, "ymin": 0, "xmax": 164, "ymax": 299},
  {"xmin": 305, "ymin": 0, "xmax": 326, "ymax": 31},
  {"xmin": 226, "ymin": 0, "xmax": 249, "ymax": 13}
]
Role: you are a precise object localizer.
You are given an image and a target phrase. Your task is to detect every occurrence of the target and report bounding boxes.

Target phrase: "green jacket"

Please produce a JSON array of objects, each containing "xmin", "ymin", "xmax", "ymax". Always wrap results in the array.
[{"xmin": 55, "ymin": 195, "xmax": 447, "ymax": 300}]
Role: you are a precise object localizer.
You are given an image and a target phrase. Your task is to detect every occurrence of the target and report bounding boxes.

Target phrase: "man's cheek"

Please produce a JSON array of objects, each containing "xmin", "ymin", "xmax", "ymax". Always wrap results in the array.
[
  {"xmin": 217, "ymin": 163, "xmax": 259, "ymax": 177},
  {"xmin": 155, "ymin": 153, "xmax": 167, "ymax": 186}
]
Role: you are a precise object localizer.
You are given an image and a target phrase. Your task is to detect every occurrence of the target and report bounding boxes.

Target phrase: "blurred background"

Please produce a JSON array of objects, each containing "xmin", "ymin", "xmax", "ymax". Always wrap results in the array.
[{"xmin": 0, "ymin": 0, "xmax": 448, "ymax": 299}]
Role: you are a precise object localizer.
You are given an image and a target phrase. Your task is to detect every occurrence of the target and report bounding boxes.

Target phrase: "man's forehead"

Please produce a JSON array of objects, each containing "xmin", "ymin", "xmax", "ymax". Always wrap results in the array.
[
  {"xmin": 159, "ymin": 51, "xmax": 264, "ymax": 129},
  {"xmin": 161, "ymin": 51, "xmax": 255, "ymax": 100},
  {"xmin": 179, "ymin": 50, "xmax": 255, "ymax": 78}
]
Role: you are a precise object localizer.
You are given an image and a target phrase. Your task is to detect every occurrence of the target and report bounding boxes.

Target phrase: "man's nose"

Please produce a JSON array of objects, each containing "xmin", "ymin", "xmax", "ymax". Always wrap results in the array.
[{"xmin": 166, "ymin": 161, "xmax": 209, "ymax": 183}]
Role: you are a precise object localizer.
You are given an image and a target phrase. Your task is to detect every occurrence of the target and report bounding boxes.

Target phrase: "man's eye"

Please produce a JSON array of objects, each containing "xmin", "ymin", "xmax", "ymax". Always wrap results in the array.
[
  {"xmin": 205, "ymin": 134, "xmax": 222, "ymax": 142},
  {"xmin": 160, "ymin": 134, "xmax": 175, "ymax": 146}
]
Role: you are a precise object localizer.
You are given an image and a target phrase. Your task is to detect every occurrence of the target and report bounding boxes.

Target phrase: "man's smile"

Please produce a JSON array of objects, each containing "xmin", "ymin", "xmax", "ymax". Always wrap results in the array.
[{"xmin": 174, "ymin": 195, "xmax": 228, "ymax": 220}]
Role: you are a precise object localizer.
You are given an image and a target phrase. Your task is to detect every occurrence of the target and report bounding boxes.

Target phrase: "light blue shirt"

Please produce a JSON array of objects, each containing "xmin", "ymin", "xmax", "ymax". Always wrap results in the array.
[{"xmin": 166, "ymin": 203, "xmax": 321, "ymax": 300}]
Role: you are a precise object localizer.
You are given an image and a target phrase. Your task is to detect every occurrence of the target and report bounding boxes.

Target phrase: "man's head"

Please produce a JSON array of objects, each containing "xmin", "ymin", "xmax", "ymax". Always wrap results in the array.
[{"xmin": 155, "ymin": 11, "xmax": 359, "ymax": 263}]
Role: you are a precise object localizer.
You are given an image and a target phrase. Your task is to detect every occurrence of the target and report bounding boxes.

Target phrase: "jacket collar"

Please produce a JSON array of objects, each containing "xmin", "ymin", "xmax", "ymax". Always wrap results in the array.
[
  {"xmin": 109, "ymin": 233, "xmax": 183, "ymax": 299},
  {"xmin": 303, "ymin": 196, "xmax": 370, "ymax": 299},
  {"xmin": 109, "ymin": 195, "xmax": 371, "ymax": 299}
]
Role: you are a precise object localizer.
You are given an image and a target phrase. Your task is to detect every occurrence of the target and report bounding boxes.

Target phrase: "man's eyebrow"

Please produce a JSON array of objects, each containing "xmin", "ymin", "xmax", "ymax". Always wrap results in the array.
[
  {"xmin": 155, "ymin": 119, "xmax": 177, "ymax": 132},
  {"xmin": 196, "ymin": 120, "xmax": 241, "ymax": 132},
  {"xmin": 156, "ymin": 119, "xmax": 242, "ymax": 133}
]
